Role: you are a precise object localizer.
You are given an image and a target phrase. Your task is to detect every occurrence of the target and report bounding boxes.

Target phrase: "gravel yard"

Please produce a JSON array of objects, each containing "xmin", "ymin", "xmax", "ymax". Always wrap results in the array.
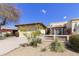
[{"xmin": 5, "ymin": 40, "xmax": 79, "ymax": 56}]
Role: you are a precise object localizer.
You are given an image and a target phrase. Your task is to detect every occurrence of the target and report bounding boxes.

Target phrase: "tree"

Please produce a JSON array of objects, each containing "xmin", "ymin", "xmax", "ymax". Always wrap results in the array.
[{"xmin": 0, "ymin": 4, "xmax": 20, "ymax": 39}]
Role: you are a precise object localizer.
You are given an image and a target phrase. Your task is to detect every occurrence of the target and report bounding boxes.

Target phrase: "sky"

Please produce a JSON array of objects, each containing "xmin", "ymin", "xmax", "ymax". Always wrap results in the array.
[{"xmin": 6, "ymin": 3, "xmax": 79, "ymax": 28}]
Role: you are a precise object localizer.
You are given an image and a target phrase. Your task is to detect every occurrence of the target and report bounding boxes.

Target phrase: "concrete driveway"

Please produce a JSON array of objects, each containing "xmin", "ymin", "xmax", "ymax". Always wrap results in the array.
[{"xmin": 0, "ymin": 37, "xmax": 28, "ymax": 55}]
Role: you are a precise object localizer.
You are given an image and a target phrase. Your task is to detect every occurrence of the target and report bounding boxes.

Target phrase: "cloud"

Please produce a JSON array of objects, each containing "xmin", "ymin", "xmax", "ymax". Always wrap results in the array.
[
  {"xmin": 64, "ymin": 16, "xmax": 67, "ymax": 19},
  {"xmin": 41, "ymin": 9, "xmax": 47, "ymax": 14}
]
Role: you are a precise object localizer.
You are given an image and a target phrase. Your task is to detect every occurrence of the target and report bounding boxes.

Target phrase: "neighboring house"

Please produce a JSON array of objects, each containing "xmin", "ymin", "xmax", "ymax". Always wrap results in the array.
[
  {"xmin": 46, "ymin": 19, "xmax": 79, "ymax": 35},
  {"xmin": 46, "ymin": 22, "xmax": 67, "ymax": 35},
  {"xmin": 15, "ymin": 23, "xmax": 47, "ymax": 37},
  {"xmin": 0, "ymin": 26, "xmax": 18, "ymax": 37},
  {"xmin": 66, "ymin": 19, "xmax": 79, "ymax": 34}
]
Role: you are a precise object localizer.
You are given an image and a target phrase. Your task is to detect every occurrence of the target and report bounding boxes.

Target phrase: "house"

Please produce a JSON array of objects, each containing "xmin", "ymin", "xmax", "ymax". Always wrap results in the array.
[
  {"xmin": 66, "ymin": 18, "xmax": 79, "ymax": 34},
  {"xmin": 46, "ymin": 19, "xmax": 79, "ymax": 35},
  {"xmin": 0, "ymin": 26, "xmax": 18, "ymax": 37},
  {"xmin": 46, "ymin": 22, "xmax": 67, "ymax": 35},
  {"xmin": 15, "ymin": 23, "xmax": 47, "ymax": 37}
]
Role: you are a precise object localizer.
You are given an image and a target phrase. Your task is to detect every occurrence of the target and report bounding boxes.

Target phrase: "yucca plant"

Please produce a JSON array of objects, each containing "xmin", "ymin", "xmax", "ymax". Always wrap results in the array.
[{"xmin": 49, "ymin": 39, "xmax": 65, "ymax": 52}]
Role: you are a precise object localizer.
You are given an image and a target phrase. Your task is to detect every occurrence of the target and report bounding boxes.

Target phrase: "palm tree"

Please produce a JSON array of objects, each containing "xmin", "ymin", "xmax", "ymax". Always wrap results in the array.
[{"xmin": 0, "ymin": 4, "xmax": 20, "ymax": 39}]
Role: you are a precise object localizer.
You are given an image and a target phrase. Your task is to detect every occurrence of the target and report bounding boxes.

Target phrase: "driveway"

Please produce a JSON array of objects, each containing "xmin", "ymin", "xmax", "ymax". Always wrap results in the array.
[{"xmin": 0, "ymin": 37, "xmax": 28, "ymax": 55}]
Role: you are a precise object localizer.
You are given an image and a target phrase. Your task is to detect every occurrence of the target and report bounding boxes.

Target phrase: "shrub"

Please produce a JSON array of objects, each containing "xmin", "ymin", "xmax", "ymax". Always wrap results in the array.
[
  {"xmin": 49, "ymin": 39, "xmax": 65, "ymax": 52},
  {"xmin": 41, "ymin": 48, "xmax": 46, "ymax": 52},
  {"xmin": 4, "ymin": 33, "xmax": 11, "ymax": 37},
  {"xmin": 23, "ymin": 33, "xmax": 27, "ymax": 37},
  {"xmin": 31, "ymin": 30, "xmax": 41, "ymax": 38},
  {"xmin": 37, "ymin": 38, "xmax": 42, "ymax": 44},
  {"xmin": 23, "ymin": 33, "xmax": 31, "ymax": 42},
  {"xmin": 68, "ymin": 34, "xmax": 79, "ymax": 52},
  {"xmin": 29, "ymin": 37, "xmax": 42, "ymax": 47},
  {"xmin": 29, "ymin": 38, "xmax": 38, "ymax": 47}
]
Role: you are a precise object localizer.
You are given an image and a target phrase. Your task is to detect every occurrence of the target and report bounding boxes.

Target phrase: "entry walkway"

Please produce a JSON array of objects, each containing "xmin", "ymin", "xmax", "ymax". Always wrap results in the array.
[{"xmin": 0, "ymin": 37, "xmax": 28, "ymax": 55}]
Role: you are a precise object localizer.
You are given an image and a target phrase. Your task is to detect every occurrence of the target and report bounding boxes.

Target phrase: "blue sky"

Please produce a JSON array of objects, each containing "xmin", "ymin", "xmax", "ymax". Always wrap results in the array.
[{"xmin": 6, "ymin": 3, "xmax": 79, "ymax": 28}]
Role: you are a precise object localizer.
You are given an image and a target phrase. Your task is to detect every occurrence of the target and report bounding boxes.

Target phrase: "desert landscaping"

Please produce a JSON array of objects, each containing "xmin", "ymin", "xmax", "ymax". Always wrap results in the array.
[
  {"xmin": 3, "ymin": 38, "xmax": 79, "ymax": 56},
  {"xmin": 0, "ymin": 3, "xmax": 79, "ymax": 56}
]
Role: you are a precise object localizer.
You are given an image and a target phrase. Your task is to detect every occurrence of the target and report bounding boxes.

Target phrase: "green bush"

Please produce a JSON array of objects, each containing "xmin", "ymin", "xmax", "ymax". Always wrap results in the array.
[
  {"xmin": 37, "ymin": 38, "xmax": 42, "ymax": 44},
  {"xmin": 31, "ymin": 30, "xmax": 41, "ymax": 38},
  {"xmin": 49, "ymin": 39, "xmax": 65, "ymax": 52},
  {"xmin": 68, "ymin": 35, "xmax": 79, "ymax": 52},
  {"xmin": 29, "ymin": 38, "xmax": 38, "ymax": 47},
  {"xmin": 29, "ymin": 37, "xmax": 42, "ymax": 47},
  {"xmin": 4, "ymin": 33, "xmax": 11, "ymax": 37}
]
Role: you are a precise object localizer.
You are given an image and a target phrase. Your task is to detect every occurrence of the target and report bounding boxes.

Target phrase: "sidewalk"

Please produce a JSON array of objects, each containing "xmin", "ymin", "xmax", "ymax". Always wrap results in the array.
[{"xmin": 0, "ymin": 37, "xmax": 28, "ymax": 55}]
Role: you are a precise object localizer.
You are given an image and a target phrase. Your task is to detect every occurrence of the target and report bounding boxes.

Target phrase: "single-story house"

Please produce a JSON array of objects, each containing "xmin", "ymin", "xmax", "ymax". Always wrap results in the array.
[
  {"xmin": 46, "ymin": 18, "xmax": 79, "ymax": 35},
  {"xmin": 15, "ymin": 23, "xmax": 47, "ymax": 37},
  {"xmin": 0, "ymin": 26, "xmax": 18, "ymax": 37}
]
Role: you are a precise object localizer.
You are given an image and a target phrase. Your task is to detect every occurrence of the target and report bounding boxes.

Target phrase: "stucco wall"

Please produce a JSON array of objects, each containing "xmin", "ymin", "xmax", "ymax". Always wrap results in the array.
[
  {"xmin": 66, "ymin": 20, "xmax": 79, "ymax": 34},
  {"xmin": 18, "ymin": 29, "xmax": 45, "ymax": 37},
  {"xmin": 72, "ymin": 21, "xmax": 79, "ymax": 34}
]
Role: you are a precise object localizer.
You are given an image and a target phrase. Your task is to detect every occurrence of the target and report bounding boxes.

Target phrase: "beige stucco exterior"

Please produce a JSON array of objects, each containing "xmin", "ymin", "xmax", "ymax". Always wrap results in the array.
[
  {"xmin": 71, "ymin": 21, "xmax": 79, "ymax": 34},
  {"xmin": 18, "ymin": 29, "xmax": 45, "ymax": 37},
  {"xmin": 15, "ymin": 23, "xmax": 46, "ymax": 37},
  {"xmin": 48, "ymin": 19, "xmax": 79, "ymax": 35},
  {"xmin": 65, "ymin": 19, "xmax": 79, "ymax": 34}
]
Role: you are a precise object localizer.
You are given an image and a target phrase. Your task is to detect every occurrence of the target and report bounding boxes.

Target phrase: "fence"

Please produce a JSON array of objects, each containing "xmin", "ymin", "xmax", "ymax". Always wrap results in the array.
[{"xmin": 43, "ymin": 35, "xmax": 70, "ymax": 42}]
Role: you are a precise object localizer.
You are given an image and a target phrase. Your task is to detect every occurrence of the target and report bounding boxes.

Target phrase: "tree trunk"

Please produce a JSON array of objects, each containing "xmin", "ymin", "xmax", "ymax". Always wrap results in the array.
[
  {"xmin": 0, "ymin": 24, "xmax": 2, "ymax": 39},
  {"xmin": 0, "ymin": 17, "xmax": 6, "ymax": 39}
]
